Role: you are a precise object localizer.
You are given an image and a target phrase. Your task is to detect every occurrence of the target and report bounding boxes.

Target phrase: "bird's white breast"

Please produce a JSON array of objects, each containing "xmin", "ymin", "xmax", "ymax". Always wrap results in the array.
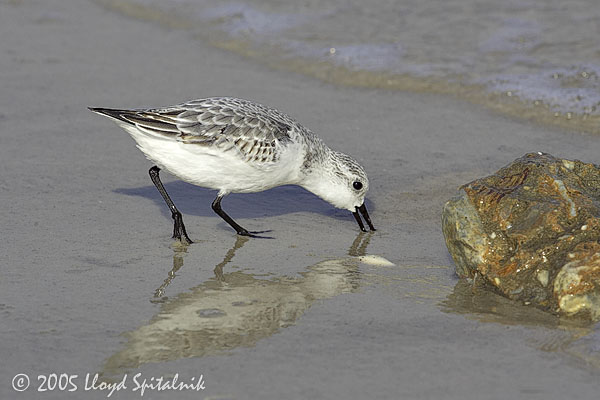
[{"xmin": 123, "ymin": 122, "xmax": 305, "ymax": 194}]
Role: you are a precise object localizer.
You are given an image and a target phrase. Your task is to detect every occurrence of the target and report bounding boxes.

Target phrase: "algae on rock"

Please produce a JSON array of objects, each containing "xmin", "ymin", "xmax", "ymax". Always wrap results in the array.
[{"xmin": 442, "ymin": 152, "xmax": 600, "ymax": 321}]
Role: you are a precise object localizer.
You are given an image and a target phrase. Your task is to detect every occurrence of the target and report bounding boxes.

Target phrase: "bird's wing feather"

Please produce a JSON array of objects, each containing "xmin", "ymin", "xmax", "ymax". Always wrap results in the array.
[{"xmin": 97, "ymin": 98, "xmax": 295, "ymax": 164}]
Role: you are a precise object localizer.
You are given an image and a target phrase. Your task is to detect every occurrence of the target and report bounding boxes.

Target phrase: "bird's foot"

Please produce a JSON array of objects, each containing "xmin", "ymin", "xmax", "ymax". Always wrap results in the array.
[
  {"xmin": 172, "ymin": 213, "xmax": 193, "ymax": 244},
  {"xmin": 172, "ymin": 228, "xmax": 193, "ymax": 244},
  {"xmin": 237, "ymin": 229, "xmax": 274, "ymax": 239}
]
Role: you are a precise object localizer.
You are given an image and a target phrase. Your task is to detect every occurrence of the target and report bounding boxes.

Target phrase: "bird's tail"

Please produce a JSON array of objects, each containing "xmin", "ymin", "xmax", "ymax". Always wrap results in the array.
[{"xmin": 88, "ymin": 107, "xmax": 136, "ymax": 125}]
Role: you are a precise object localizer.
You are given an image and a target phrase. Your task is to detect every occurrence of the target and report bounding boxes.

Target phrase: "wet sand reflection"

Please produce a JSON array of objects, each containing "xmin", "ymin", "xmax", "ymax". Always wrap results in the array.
[
  {"xmin": 441, "ymin": 279, "xmax": 600, "ymax": 368},
  {"xmin": 103, "ymin": 233, "xmax": 372, "ymax": 375}
]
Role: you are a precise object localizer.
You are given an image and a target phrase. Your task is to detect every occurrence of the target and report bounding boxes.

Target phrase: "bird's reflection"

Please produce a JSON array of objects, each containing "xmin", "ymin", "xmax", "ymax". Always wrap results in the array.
[
  {"xmin": 103, "ymin": 233, "xmax": 373, "ymax": 375},
  {"xmin": 348, "ymin": 231, "xmax": 371, "ymax": 257},
  {"xmin": 152, "ymin": 244, "xmax": 187, "ymax": 301},
  {"xmin": 213, "ymin": 235, "xmax": 250, "ymax": 282},
  {"xmin": 152, "ymin": 236, "xmax": 249, "ymax": 302}
]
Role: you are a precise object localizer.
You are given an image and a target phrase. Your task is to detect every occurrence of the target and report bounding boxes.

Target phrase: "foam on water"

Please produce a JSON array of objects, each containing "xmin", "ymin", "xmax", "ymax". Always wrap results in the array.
[
  {"xmin": 198, "ymin": 2, "xmax": 316, "ymax": 35},
  {"xmin": 99, "ymin": 0, "xmax": 600, "ymax": 132}
]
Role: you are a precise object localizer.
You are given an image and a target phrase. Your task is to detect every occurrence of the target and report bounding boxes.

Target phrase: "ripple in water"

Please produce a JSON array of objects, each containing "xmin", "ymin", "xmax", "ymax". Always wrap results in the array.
[{"xmin": 99, "ymin": 0, "xmax": 600, "ymax": 132}]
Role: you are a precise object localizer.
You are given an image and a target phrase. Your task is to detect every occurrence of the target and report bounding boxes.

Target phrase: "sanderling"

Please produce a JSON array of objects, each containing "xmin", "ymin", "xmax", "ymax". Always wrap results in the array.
[{"xmin": 90, "ymin": 97, "xmax": 375, "ymax": 243}]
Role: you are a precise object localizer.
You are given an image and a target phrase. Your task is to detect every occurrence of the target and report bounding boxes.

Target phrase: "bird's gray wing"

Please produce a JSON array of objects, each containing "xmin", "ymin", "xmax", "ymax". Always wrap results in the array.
[{"xmin": 102, "ymin": 98, "xmax": 294, "ymax": 164}]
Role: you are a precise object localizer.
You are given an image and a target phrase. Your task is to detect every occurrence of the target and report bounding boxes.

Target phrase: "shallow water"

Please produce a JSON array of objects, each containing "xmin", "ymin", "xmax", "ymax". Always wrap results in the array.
[{"xmin": 99, "ymin": 0, "xmax": 600, "ymax": 133}]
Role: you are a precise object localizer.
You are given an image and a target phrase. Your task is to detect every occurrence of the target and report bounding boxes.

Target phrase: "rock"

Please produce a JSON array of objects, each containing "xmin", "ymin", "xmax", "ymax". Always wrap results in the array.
[{"xmin": 442, "ymin": 152, "xmax": 600, "ymax": 321}]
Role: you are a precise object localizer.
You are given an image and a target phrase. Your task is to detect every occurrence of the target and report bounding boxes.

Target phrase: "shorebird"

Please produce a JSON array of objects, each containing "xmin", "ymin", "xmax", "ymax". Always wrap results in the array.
[{"xmin": 90, "ymin": 97, "xmax": 375, "ymax": 243}]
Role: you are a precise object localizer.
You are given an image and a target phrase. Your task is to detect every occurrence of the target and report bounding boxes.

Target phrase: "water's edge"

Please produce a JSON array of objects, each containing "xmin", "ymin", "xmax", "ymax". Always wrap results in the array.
[{"xmin": 95, "ymin": 0, "xmax": 600, "ymax": 135}]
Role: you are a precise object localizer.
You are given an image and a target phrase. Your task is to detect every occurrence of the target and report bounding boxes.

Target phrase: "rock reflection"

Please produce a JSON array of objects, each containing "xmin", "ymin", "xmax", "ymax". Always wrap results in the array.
[
  {"xmin": 103, "ymin": 233, "xmax": 372, "ymax": 375},
  {"xmin": 441, "ymin": 279, "xmax": 600, "ymax": 368},
  {"xmin": 441, "ymin": 279, "xmax": 590, "ymax": 328}
]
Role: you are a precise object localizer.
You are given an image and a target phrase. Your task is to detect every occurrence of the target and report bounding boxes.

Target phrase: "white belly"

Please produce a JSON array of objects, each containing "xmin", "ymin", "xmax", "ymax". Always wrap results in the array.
[{"xmin": 124, "ymin": 125, "xmax": 304, "ymax": 194}]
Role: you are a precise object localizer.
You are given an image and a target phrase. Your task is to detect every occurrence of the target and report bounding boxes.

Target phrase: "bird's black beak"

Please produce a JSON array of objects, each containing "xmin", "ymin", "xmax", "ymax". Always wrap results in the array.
[{"xmin": 352, "ymin": 203, "xmax": 376, "ymax": 232}]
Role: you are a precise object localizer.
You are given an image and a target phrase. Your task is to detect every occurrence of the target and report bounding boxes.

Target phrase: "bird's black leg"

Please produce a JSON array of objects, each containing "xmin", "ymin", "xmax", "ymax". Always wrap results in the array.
[
  {"xmin": 148, "ymin": 166, "xmax": 193, "ymax": 244},
  {"xmin": 211, "ymin": 194, "xmax": 272, "ymax": 238}
]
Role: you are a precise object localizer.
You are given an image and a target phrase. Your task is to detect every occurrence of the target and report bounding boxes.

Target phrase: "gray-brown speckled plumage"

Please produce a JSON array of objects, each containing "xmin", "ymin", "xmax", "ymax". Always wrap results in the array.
[{"xmin": 106, "ymin": 97, "xmax": 331, "ymax": 168}]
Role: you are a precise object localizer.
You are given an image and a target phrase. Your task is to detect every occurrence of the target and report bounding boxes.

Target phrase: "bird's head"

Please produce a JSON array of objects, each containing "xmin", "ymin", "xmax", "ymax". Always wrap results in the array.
[{"xmin": 301, "ymin": 151, "xmax": 376, "ymax": 232}]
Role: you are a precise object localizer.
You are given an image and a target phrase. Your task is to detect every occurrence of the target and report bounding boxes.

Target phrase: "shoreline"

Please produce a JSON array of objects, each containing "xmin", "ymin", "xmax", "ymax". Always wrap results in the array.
[{"xmin": 95, "ymin": 0, "xmax": 600, "ymax": 135}]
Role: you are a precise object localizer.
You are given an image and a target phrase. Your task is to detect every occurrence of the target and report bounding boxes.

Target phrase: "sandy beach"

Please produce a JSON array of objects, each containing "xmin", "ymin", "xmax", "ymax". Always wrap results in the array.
[{"xmin": 2, "ymin": 0, "xmax": 600, "ymax": 399}]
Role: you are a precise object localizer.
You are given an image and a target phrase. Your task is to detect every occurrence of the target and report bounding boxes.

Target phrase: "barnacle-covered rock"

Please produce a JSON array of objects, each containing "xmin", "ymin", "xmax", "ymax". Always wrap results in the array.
[{"xmin": 442, "ymin": 152, "xmax": 600, "ymax": 320}]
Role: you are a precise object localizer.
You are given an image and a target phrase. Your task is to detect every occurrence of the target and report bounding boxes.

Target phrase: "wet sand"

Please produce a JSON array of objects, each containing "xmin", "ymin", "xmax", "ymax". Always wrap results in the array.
[{"xmin": 1, "ymin": 0, "xmax": 600, "ymax": 399}]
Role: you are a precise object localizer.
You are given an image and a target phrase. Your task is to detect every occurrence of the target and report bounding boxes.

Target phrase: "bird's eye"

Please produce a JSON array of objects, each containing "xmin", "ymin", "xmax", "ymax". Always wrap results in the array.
[{"xmin": 353, "ymin": 181, "xmax": 363, "ymax": 190}]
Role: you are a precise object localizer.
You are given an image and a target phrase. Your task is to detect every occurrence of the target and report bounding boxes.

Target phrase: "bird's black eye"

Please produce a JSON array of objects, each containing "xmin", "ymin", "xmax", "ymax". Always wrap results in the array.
[{"xmin": 353, "ymin": 181, "xmax": 363, "ymax": 190}]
